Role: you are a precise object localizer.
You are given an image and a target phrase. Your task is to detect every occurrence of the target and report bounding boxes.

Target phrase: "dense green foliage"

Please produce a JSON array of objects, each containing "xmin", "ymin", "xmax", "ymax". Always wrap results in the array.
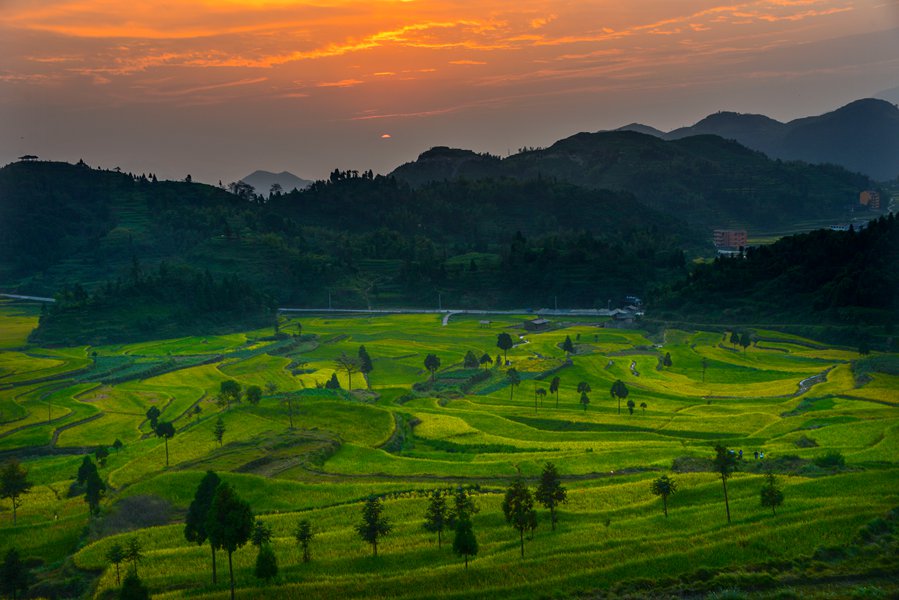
[
  {"xmin": 655, "ymin": 214, "xmax": 898, "ymax": 330},
  {"xmin": 0, "ymin": 160, "xmax": 697, "ymax": 317}
]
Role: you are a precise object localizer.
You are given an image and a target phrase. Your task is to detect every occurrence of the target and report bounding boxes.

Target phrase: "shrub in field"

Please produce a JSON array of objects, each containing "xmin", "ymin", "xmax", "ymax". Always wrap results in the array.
[
  {"xmin": 580, "ymin": 391, "xmax": 590, "ymax": 412},
  {"xmin": 118, "ymin": 570, "xmax": 149, "ymax": 600},
  {"xmin": 356, "ymin": 495, "xmax": 391, "ymax": 557},
  {"xmin": 145, "ymin": 406, "xmax": 161, "ymax": 431},
  {"xmin": 220, "ymin": 380, "xmax": 242, "ymax": 407},
  {"xmin": 254, "ymin": 544, "xmax": 278, "ymax": 581},
  {"xmin": 814, "ymin": 450, "xmax": 846, "ymax": 469},
  {"xmin": 245, "ymin": 385, "xmax": 262, "ymax": 405},
  {"xmin": 1, "ymin": 548, "xmax": 29, "ymax": 600},
  {"xmin": 251, "ymin": 520, "xmax": 272, "ymax": 547},
  {"xmin": 358, "ymin": 345, "xmax": 373, "ymax": 386}
]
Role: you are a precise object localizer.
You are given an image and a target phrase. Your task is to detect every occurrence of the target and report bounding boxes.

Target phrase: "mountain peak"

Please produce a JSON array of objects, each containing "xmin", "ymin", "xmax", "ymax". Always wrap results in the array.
[{"xmin": 239, "ymin": 169, "xmax": 311, "ymax": 193}]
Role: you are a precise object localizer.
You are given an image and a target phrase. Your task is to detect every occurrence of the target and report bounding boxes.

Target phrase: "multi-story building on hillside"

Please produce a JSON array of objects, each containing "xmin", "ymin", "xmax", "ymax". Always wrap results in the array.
[
  {"xmin": 859, "ymin": 190, "xmax": 881, "ymax": 210},
  {"xmin": 713, "ymin": 229, "xmax": 747, "ymax": 250}
]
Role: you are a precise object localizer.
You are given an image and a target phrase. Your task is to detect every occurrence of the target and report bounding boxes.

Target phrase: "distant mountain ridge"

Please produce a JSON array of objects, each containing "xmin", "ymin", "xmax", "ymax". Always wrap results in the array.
[
  {"xmin": 240, "ymin": 170, "xmax": 312, "ymax": 195},
  {"xmin": 621, "ymin": 98, "xmax": 899, "ymax": 180},
  {"xmin": 391, "ymin": 130, "xmax": 872, "ymax": 230}
]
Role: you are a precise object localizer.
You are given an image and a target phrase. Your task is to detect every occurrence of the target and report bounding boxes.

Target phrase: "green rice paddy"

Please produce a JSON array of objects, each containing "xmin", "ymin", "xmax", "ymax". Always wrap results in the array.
[{"xmin": 0, "ymin": 300, "xmax": 896, "ymax": 598}]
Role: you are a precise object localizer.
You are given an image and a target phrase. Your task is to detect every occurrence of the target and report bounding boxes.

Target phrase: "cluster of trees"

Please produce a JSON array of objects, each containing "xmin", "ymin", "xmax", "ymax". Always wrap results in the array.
[
  {"xmin": 648, "ymin": 444, "xmax": 785, "ymax": 521},
  {"xmin": 656, "ymin": 214, "xmax": 898, "ymax": 332},
  {"xmin": 31, "ymin": 262, "xmax": 274, "ymax": 345}
]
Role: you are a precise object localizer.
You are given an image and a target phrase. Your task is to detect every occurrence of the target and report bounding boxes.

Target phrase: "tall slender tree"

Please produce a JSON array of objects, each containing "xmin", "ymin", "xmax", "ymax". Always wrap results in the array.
[
  {"xmin": 452, "ymin": 517, "xmax": 478, "ymax": 569},
  {"xmin": 82, "ymin": 458, "xmax": 105, "ymax": 517},
  {"xmin": 496, "ymin": 332, "xmax": 513, "ymax": 364},
  {"xmin": 549, "ymin": 376, "xmax": 561, "ymax": 408},
  {"xmin": 479, "ymin": 353, "xmax": 493, "ymax": 371},
  {"xmin": 356, "ymin": 495, "xmax": 391, "ymax": 557},
  {"xmin": 358, "ymin": 345, "xmax": 374, "ymax": 387},
  {"xmin": 502, "ymin": 477, "xmax": 537, "ymax": 557},
  {"xmin": 155, "ymin": 421, "xmax": 175, "ymax": 467},
  {"xmin": 213, "ymin": 417, "xmax": 226, "ymax": 447},
  {"xmin": 760, "ymin": 472, "xmax": 784, "ymax": 516},
  {"xmin": 206, "ymin": 483, "xmax": 254, "ymax": 600},
  {"xmin": 335, "ymin": 352, "xmax": 361, "ymax": 390},
  {"xmin": 125, "ymin": 537, "xmax": 143, "ymax": 574},
  {"xmin": 106, "ymin": 543, "xmax": 126, "ymax": 585},
  {"xmin": 185, "ymin": 471, "xmax": 221, "ymax": 583},
  {"xmin": 649, "ymin": 475, "xmax": 677, "ymax": 517},
  {"xmin": 0, "ymin": 460, "xmax": 32, "ymax": 524},
  {"xmin": 424, "ymin": 354, "xmax": 441, "ymax": 382},
  {"xmin": 449, "ymin": 486, "xmax": 479, "ymax": 527},
  {"xmin": 535, "ymin": 387, "xmax": 547, "ymax": 412},
  {"xmin": 561, "ymin": 335, "xmax": 575, "ymax": 356},
  {"xmin": 610, "ymin": 380, "xmax": 629, "ymax": 415},
  {"xmin": 294, "ymin": 520, "xmax": 314, "ymax": 563},
  {"xmin": 579, "ymin": 391, "xmax": 590, "ymax": 412},
  {"xmin": 535, "ymin": 462, "xmax": 567, "ymax": 530},
  {"xmin": 713, "ymin": 444, "xmax": 739, "ymax": 524},
  {"xmin": 423, "ymin": 490, "xmax": 449, "ymax": 548},
  {"xmin": 506, "ymin": 368, "xmax": 521, "ymax": 401}
]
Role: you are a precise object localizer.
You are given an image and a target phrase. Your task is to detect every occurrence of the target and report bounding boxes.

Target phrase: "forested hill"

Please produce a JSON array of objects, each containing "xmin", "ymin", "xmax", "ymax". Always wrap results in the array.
[
  {"xmin": 391, "ymin": 131, "xmax": 873, "ymax": 229},
  {"xmin": 654, "ymin": 214, "xmax": 898, "ymax": 328},
  {"xmin": 0, "ymin": 160, "xmax": 699, "ymax": 320}
]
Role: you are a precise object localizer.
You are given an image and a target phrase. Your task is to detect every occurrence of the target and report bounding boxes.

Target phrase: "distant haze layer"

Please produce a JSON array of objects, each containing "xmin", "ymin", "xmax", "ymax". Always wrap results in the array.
[{"xmin": 1, "ymin": 0, "xmax": 898, "ymax": 183}]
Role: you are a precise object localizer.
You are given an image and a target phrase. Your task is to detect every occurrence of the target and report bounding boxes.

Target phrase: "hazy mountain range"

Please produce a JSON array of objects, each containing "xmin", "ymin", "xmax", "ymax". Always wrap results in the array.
[
  {"xmin": 617, "ymin": 98, "xmax": 899, "ymax": 181},
  {"xmin": 240, "ymin": 170, "xmax": 312, "ymax": 195}
]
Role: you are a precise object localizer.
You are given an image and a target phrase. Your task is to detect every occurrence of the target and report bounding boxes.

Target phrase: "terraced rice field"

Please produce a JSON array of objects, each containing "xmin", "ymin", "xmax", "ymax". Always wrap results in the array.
[{"xmin": 0, "ymin": 300, "xmax": 896, "ymax": 599}]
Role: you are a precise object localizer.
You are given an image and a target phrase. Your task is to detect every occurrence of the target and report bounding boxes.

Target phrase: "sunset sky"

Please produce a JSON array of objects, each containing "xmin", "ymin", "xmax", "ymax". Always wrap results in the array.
[{"xmin": 2, "ymin": 0, "xmax": 898, "ymax": 184}]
